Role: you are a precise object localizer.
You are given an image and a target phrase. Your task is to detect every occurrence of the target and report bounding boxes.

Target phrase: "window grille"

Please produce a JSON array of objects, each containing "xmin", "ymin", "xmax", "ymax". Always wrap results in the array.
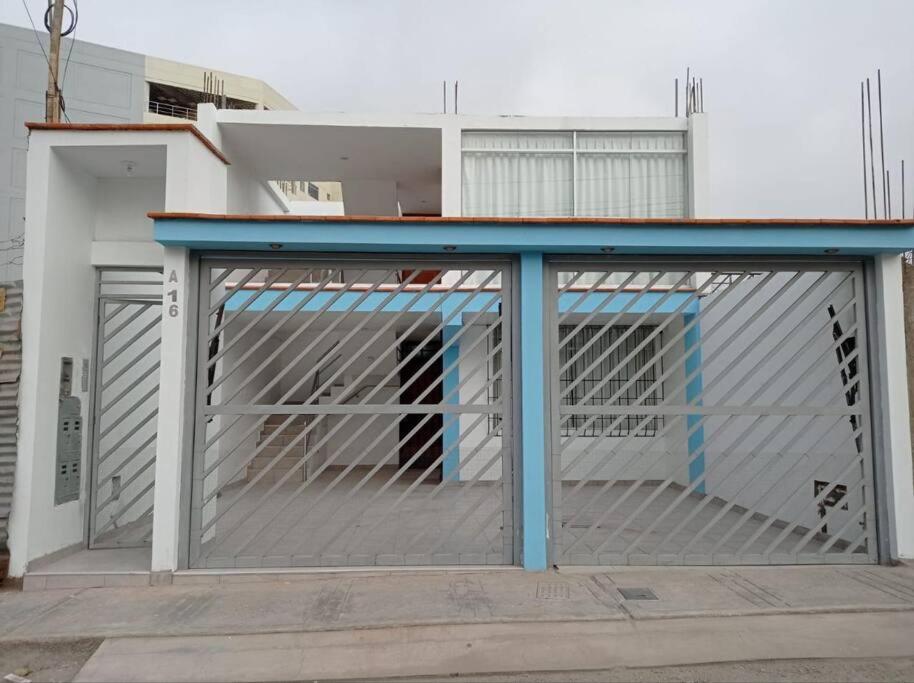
[{"xmin": 559, "ymin": 325, "xmax": 663, "ymax": 437}]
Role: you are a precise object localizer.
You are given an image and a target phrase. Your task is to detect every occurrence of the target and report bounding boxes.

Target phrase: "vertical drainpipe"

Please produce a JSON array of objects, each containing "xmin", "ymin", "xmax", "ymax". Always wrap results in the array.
[
  {"xmin": 520, "ymin": 252, "xmax": 548, "ymax": 570},
  {"xmin": 683, "ymin": 310, "xmax": 706, "ymax": 494},
  {"xmin": 442, "ymin": 323, "xmax": 461, "ymax": 480}
]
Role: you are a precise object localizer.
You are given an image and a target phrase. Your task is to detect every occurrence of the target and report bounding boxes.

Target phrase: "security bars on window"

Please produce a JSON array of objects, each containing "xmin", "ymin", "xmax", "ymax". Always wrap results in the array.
[{"xmin": 559, "ymin": 324, "xmax": 663, "ymax": 438}]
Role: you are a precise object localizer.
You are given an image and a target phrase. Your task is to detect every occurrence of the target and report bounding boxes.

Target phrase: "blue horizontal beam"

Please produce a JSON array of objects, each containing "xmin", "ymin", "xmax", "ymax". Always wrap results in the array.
[
  {"xmin": 224, "ymin": 289, "xmax": 701, "ymax": 314},
  {"xmin": 156, "ymin": 219, "xmax": 914, "ymax": 255}
]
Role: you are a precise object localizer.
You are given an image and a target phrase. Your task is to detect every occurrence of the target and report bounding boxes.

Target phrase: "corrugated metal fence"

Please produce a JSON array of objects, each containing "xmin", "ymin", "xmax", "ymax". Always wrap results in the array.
[{"xmin": 0, "ymin": 283, "xmax": 22, "ymax": 550}]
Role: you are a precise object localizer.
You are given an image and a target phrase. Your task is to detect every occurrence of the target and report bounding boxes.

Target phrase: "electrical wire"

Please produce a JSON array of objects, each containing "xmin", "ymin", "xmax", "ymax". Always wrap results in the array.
[
  {"xmin": 20, "ymin": 0, "xmax": 79, "ymax": 122},
  {"xmin": 43, "ymin": 0, "xmax": 77, "ymax": 36},
  {"xmin": 20, "ymin": 0, "xmax": 53, "ymax": 72},
  {"xmin": 59, "ymin": 0, "xmax": 78, "ymax": 97}
]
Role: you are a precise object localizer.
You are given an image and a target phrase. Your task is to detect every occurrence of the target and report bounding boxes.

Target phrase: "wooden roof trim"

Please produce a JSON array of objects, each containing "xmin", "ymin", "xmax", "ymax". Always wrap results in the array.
[
  {"xmin": 25, "ymin": 122, "xmax": 230, "ymax": 165},
  {"xmin": 148, "ymin": 211, "xmax": 914, "ymax": 228}
]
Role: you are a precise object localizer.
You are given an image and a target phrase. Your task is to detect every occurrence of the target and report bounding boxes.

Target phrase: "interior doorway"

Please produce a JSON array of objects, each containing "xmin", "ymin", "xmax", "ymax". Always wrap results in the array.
[{"xmin": 398, "ymin": 339, "xmax": 443, "ymax": 480}]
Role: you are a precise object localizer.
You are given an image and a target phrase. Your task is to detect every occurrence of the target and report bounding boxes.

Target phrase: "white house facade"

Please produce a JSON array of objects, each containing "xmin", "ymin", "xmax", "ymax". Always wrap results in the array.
[{"xmin": 6, "ymin": 105, "xmax": 914, "ymax": 585}]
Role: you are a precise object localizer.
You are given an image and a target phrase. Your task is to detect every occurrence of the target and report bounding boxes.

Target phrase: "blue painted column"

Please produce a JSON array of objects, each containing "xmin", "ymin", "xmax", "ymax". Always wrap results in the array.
[
  {"xmin": 683, "ymin": 312, "xmax": 706, "ymax": 494},
  {"xmin": 442, "ymin": 323, "xmax": 461, "ymax": 480},
  {"xmin": 520, "ymin": 252, "xmax": 548, "ymax": 570}
]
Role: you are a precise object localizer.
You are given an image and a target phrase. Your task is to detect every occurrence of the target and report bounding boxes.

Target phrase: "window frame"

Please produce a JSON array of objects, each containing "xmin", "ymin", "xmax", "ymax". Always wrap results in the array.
[{"xmin": 461, "ymin": 130, "xmax": 688, "ymax": 218}]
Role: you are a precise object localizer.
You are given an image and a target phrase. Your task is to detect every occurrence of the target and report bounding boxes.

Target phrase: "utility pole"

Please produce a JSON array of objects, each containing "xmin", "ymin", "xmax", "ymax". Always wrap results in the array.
[{"xmin": 45, "ymin": 0, "xmax": 66, "ymax": 122}]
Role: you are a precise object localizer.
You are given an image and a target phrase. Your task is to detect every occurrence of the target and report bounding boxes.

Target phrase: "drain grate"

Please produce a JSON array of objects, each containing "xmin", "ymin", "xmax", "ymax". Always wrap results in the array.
[
  {"xmin": 537, "ymin": 581, "xmax": 571, "ymax": 599},
  {"xmin": 618, "ymin": 587, "xmax": 658, "ymax": 600}
]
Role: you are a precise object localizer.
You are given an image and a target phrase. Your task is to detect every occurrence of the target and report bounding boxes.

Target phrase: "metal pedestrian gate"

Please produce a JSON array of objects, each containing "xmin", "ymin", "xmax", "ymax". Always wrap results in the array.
[
  {"xmin": 189, "ymin": 256, "xmax": 515, "ymax": 568},
  {"xmin": 546, "ymin": 258, "xmax": 878, "ymax": 565},
  {"xmin": 88, "ymin": 268, "xmax": 163, "ymax": 548}
]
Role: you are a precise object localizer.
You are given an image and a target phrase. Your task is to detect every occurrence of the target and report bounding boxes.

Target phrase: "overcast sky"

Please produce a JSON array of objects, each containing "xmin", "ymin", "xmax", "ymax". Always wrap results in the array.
[{"xmin": 2, "ymin": 0, "xmax": 911, "ymax": 218}]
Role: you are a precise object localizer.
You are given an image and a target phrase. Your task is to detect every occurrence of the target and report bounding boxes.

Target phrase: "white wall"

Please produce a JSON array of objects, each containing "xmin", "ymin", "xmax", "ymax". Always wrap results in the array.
[
  {"xmin": 687, "ymin": 113, "xmax": 710, "ymax": 217},
  {"xmin": 226, "ymin": 164, "xmax": 288, "ymax": 215},
  {"xmin": 874, "ymin": 255, "xmax": 914, "ymax": 560},
  {"xmin": 164, "ymin": 133, "xmax": 228, "ymax": 213},
  {"xmin": 287, "ymin": 200, "xmax": 344, "ymax": 216},
  {"xmin": 213, "ymin": 331, "xmax": 284, "ymax": 490},
  {"xmin": 9, "ymin": 148, "xmax": 97, "ymax": 574},
  {"xmin": 94, "ymin": 177, "xmax": 165, "ymax": 241},
  {"xmin": 342, "ymin": 180, "xmax": 400, "ymax": 216},
  {"xmin": 699, "ymin": 271, "xmax": 863, "ymax": 539}
]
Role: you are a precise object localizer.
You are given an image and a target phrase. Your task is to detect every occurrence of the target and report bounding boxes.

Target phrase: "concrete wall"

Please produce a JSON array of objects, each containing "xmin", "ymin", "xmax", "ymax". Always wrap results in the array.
[
  {"xmin": 10, "ymin": 146, "xmax": 97, "ymax": 573},
  {"xmin": 226, "ymin": 164, "xmax": 288, "ymax": 215},
  {"xmin": 94, "ymin": 178, "xmax": 165, "ymax": 241}
]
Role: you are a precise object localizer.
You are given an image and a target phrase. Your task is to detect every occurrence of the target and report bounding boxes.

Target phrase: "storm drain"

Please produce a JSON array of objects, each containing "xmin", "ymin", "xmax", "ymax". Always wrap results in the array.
[
  {"xmin": 536, "ymin": 582, "xmax": 571, "ymax": 599},
  {"xmin": 618, "ymin": 587, "xmax": 658, "ymax": 600}
]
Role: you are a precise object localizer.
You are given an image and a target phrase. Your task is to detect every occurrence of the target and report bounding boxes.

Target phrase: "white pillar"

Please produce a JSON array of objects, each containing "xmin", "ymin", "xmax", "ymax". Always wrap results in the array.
[
  {"xmin": 874, "ymin": 254, "xmax": 914, "ymax": 560},
  {"xmin": 687, "ymin": 113, "xmax": 710, "ymax": 218},
  {"xmin": 441, "ymin": 118, "xmax": 462, "ymax": 217},
  {"xmin": 150, "ymin": 246, "xmax": 194, "ymax": 572}
]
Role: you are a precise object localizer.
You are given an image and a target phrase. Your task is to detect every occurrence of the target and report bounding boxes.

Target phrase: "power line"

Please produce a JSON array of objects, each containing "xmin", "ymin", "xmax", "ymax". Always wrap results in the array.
[
  {"xmin": 59, "ymin": 0, "xmax": 79, "ymax": 95},
  {"xmin": 20, "ymin": 0, "xmax": 54, "ymax": 73},
  {"xmin": 21, "ymin": 0, "xmax": 78, "ymax": 123}
]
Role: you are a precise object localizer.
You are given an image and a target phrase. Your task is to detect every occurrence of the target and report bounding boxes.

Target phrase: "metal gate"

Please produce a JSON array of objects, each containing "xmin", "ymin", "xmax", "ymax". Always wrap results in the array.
[
  {"xmin": 189, "ymin": 256, "xmax": 514, "ymax": 568},
  {"xmin": 547, "ymin": 258, "xmax": 878, "ymax": 565},
  {"xmin": 88, "ymin": 269, "xmax": 163, "ymax": 548}
]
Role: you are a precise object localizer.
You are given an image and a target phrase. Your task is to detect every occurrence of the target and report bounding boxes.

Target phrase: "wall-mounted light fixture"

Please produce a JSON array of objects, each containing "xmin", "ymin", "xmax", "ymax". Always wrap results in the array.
[
  {"xmin": 443, "ymin": 245, "xmax": 457, "ymax": 252},
  {"xmin": 600, "ymin": 246, "xmax": 615, "ymax": 253},
  {"xmin": 824, "ymin": 248, "xmax": 840, "ymax": 254},
  {"xmin": 269, "ymin": 243, "xmax": 283, "ymax": 250}
]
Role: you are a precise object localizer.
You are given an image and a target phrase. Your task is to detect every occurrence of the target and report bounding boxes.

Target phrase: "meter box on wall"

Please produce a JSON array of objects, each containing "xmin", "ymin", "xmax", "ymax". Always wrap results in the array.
[{"xmin": 54, "ymin": 357, "xmax": 82, "ymax": 505}]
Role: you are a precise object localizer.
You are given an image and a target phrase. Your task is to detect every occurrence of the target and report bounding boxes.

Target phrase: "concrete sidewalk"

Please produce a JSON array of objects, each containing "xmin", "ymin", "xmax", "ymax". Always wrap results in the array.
[
  {"xmin": 3, "ymin": 564, "xmax": 914, "ymax": 641},
  {"xmin": 72, "ymin": 611, "xmax": 914, "ymax": 682},
  {"xmin": 2, "ymin": 564, "xmax": 914, "ymax": 680}
]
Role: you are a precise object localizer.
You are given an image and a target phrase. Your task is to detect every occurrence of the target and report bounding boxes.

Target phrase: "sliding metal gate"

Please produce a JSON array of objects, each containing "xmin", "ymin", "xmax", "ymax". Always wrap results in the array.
[
  {"xmin": 547, "ymin": 258, "xmax": 878, "ymax": 565},
  {"xmin": 88, "ymin": 269, "xmax": 163, "ymax": 548},
  {"xmin": 190, "ymin": 256, "xmax": 514, "ymax": 568}
]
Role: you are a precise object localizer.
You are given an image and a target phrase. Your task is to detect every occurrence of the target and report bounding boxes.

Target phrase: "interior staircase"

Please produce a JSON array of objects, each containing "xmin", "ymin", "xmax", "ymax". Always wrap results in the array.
[{"xmin": 245, "ymin": 414, "xmax": 308, "ymax": 483}]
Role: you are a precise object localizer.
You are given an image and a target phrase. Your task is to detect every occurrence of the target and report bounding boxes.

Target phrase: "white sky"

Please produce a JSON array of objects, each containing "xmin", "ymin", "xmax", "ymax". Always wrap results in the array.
[{"xmin": 2, "ymin": 0, "xmax": 911, "ymax": 218}]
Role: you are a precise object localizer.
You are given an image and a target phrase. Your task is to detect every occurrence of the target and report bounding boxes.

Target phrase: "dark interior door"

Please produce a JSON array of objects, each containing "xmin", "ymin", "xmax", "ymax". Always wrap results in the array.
[{"xmin": 398, "ymin": 339, "xmax": 443, "ymax": 478}]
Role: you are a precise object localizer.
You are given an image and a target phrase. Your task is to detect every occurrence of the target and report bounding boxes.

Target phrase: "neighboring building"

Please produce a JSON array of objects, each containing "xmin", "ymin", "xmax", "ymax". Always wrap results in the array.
[
  {"xmin": 6, "ymin": 103, "xmax": 914, "ymax": 584},
  {"xmin": 0, "ymin": 22, "xmax": 338, "ymax": 285},
  {"xmin": 143, "ymin": 54, "xmax": 297, "ymax": 121}
]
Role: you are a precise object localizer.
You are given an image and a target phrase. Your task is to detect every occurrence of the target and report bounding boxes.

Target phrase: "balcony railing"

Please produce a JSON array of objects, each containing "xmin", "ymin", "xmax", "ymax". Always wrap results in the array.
[{"xmin": 147, "ymin": 101, "xmax": 197, "ymax": 121}]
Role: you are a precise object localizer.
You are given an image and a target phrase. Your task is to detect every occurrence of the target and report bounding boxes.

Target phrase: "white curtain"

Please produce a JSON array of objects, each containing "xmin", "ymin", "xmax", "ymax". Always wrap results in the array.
[
  {"xmin": 577, "ymin": 132, "xmax": 685, "ymax": 218},
  {"xmin": 462, "ymin": 131, "xmax": 686, "ymax": 219},
  {"xmin": 462, "ymin": 132, "xmax": 573, "ymax": 217}
]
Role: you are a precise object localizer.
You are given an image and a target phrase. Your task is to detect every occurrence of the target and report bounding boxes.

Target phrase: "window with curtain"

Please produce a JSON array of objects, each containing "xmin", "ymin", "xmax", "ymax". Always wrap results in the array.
[{"xmin": 461, "ymin": 131, "xmax": 686, "ymax": 218}]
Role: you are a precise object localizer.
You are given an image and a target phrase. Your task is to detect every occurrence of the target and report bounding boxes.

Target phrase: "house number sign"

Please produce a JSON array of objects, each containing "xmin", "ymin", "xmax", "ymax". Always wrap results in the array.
[{"xmin": 167, "ymin": 269, "xmax": 179, "ymax": 317}]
